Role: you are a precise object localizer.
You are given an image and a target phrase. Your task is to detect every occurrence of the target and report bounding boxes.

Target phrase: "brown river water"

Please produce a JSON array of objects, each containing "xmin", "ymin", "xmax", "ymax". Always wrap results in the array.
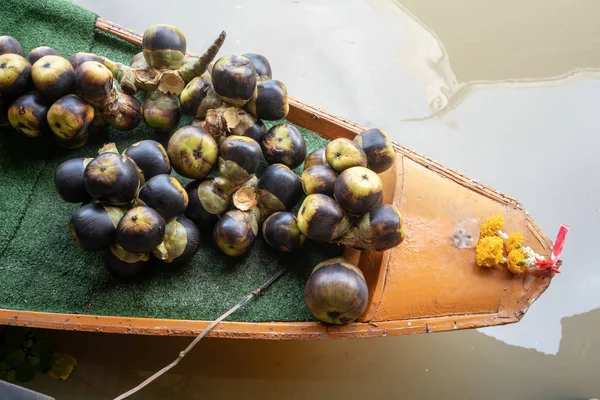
[{"xmin": 18, "ymin": 0, "xmax": 600, "ymax": 398}]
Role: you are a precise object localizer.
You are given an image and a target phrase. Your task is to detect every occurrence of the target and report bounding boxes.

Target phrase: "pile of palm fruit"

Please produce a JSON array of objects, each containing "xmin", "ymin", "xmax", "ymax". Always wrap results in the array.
[
  {"xmin": 55, "ymin": 139, "xmax": 198, "ymax": 278},
  {"xmin": 0, "ymin": 25, "xmax": 405, "ymax": 325},
  {"xmin": 0, "ymin": 37, "xmax": 142, "ymax": 147}
]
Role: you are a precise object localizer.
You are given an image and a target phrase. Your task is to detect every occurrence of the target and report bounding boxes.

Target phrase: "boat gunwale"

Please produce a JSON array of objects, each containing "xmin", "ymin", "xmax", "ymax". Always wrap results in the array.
[{"xmin": 0, "ymin": 308, "xmax": 520, "ymax": 339}]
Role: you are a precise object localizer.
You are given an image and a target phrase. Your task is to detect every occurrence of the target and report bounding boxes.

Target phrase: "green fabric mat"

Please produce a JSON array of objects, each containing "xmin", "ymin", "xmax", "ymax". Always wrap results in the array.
[{"xmin": 0, "ymin": 0, "xmax": 342, "ymax": 322}]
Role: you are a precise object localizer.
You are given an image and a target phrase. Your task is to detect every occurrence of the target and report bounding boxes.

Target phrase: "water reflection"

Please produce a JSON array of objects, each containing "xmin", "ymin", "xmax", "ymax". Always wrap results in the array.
[
  {"xmin": 365, "ymin": 0, "xmax": 600, "ymax": 355},
  {"xmin": 26, "ymin": 309, "xmax": 600, "ymax": 398},
  {"xmin": 372, "ymin": 0, "xmax": 600, "ymax": 121}
]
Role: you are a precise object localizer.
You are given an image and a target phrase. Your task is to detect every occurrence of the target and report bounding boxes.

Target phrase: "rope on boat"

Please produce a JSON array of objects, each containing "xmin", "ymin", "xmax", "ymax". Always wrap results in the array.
[{"xmin": 112, "ymin": 268, "xmax": 288, "ymax": 400}]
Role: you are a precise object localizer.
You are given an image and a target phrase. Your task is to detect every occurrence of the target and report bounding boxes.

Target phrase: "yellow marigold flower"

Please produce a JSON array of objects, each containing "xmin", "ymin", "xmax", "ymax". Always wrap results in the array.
[
  {"xmin": 475, "ymin": 236, "xmax": 504, "ymax": 267},
  {"xmin": 507, "ymin": 247, "xmax": 528, "ymax": 275},
  {"xmin": 506, "ymin": 231, "xmax": 524, "ymax": 253},
  {"xmin": 480, "ymin": 215, "xmax": 505, "ymax": 237}
]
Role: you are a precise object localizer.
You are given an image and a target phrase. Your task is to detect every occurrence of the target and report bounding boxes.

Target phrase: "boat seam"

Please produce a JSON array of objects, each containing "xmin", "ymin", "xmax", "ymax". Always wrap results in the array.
[{"xmin": 365, "ymin": 155, "xmax": 405, "ymax": 322}]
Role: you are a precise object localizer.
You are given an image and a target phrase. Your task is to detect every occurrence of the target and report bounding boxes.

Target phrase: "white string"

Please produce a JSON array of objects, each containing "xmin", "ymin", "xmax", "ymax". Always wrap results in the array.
[{"xmin": 113, "ymin": 268, "xmax": 287, "ymax": 400}]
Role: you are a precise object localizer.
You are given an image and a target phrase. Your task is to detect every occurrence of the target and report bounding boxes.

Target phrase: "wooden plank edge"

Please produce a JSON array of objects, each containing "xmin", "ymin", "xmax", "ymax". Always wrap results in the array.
[{"xmin": 0, "ymin": 309, "xmax": 520, "ymax": 339}]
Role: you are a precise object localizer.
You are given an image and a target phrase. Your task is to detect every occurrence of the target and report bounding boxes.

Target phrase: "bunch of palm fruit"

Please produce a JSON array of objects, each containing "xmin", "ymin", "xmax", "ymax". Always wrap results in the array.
[
  {"xmin": 54, "ymin": 139, "xmax": 200, "ymax": 279},
  {"xmin": 5, "ymin": 23, "xmax": 408, "ymax": 325},
  {"xmin": 297, "ymin": 130, "xmax": 405, "ymax": 251},
  {"xmin": 0, "ymin": 36, "xmax": 143, "ymax": 148},
  {"xmin": 101, "ymin": 25, "xmax": 227, "ymax": 133}
]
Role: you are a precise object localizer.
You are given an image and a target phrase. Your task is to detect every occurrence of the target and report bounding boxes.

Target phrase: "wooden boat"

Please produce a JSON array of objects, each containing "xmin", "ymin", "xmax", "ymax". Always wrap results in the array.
[{"xmin": 0, "ymin": 16, "xmax": 559, "ymax": 340}]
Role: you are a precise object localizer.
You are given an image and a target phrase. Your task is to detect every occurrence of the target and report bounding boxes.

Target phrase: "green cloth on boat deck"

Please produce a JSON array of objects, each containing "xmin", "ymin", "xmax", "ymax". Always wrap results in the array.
[
  {"xmin": 0, "ymin": 0, "xmax": 342, "ymax": 322},
  {"xmin": 0, "ymin": 0, "xmax": 96, "ymax": 253}
]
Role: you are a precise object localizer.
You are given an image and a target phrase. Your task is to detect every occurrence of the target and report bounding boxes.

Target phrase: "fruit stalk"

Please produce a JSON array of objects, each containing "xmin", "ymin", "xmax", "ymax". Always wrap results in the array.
[
  {"xmin": 103, "ymin": 52, "xmax": 148, "ymax": 95},
  {"xmin": 187, "ymin": 31, "xmax": 226, "ymax": 79},
  {"xmin": 197, "ymin": 105, "xmax": 269, "ymax": 146},
  {"xmin": 75, "ymin": 61, "xmax": 142, "ymax": 131},
  {"xmin": 176, "ymin": 55, "xmax": 200, "ymax": 84}
]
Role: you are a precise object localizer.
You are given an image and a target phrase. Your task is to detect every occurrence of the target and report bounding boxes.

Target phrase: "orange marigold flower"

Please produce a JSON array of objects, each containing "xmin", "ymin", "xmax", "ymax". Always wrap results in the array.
[
  {"xmin": 475, "ymin": 236, "xmax": 504, "ymax": 267},
  {"xmin": 480, "ymin": 215, "xmax": 505, "ymax": 237},
  {"xmin": 506, "ymin": 231, "xmax": 524, "ymax": 253},
  {"xmin": 507, "ymin": 247, "xmax": 528, "ymax": 275}
]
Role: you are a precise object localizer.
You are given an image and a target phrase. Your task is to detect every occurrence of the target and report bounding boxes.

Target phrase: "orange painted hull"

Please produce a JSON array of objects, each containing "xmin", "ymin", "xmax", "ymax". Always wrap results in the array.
[{"xmin": 0, "ymin": 18, "xmax": 555, "ymax": 339}]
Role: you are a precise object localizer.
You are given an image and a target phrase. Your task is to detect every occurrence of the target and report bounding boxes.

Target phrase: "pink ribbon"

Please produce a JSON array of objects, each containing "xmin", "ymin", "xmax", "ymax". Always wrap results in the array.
[{"xmin": 536, "ymin": 224, "xmax": 569, "ymax": 273}]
